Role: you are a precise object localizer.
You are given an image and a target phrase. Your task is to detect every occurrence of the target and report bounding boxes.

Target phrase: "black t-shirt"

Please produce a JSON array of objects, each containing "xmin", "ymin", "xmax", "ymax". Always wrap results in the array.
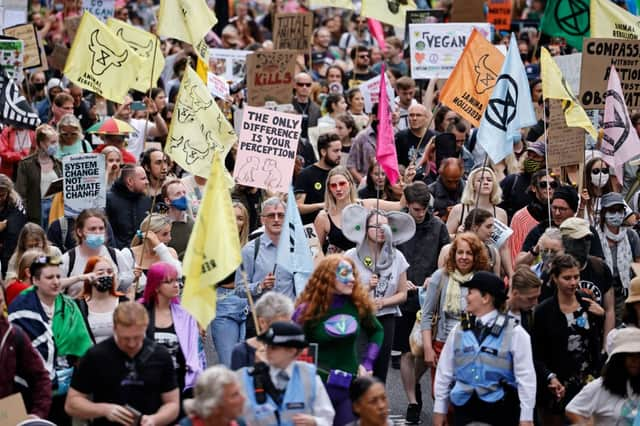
[
  {"xmin": 578, "ymin": 257, "xmax": 612, "ymax": 307},
  {"xmin": 154, "ymin": 324, "xmax": 186, "ymax": 394},
  {"xmin": 395, "ymin": 129, "xmax": 434, "ymax": 167},
  {"xmin": 294, "ymin": 164, "xmax": 330, "ymax": 224},
  {"xmin": 70, "ymin": 338, "xmax": 178, "ymax": 426}
]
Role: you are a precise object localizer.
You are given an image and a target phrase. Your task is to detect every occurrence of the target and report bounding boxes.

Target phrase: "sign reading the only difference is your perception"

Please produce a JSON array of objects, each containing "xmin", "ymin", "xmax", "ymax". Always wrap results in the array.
[
  {"xmin": 233, "ymin": 106, "xmax": 300, "ymax": 193},
  {"xmin": 409, "ymin": 23, "xmax": 492, "ymax": 79},
  {"xmin": 63, "ymin": 153, "xmax": 106, "ymax": 217}
]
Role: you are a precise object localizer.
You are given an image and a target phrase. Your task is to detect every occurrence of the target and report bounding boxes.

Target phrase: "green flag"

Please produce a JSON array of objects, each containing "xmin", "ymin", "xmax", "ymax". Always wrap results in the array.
[{"xmin": 540, "ymin": 0, "xmax": 590, "ymax": 50}]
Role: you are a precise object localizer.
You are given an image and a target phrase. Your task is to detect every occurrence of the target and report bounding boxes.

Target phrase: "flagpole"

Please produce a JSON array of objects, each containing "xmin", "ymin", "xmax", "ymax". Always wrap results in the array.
[
  {"xmin": 141, "ymin": 35, "xmax": 160, "ymax": 154},
  {"xmin": 470, "ymin": 154, "xmax": 489, "ymax": 231},
  {"xmin": 542, "ymin": 99, "xmax": 552, "ymax": 224},
  {"xmin": 241, "ymin": 270, "xmax": 261, "ymax": 335}
]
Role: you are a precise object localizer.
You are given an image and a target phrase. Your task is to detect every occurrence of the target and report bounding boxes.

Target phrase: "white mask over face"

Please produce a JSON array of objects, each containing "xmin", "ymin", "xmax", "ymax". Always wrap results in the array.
[{"xmin": 590, "ymin": 169, "xmax": 610, "ymax": 188}]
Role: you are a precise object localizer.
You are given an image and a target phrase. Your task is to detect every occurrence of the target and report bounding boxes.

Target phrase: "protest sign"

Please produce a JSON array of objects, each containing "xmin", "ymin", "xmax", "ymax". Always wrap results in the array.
[
  {"xmin": 0, "ymin": 393, "xmax": 27, "ymax": 425},
  {"xmin": 403, "ymin": 9, "xmax": 446, "ymax": 51},
  {"xmin": 358, "ymin": 74, "xmax": 394, "ymax": 114},
  {"xmin": 580, "ymin": 38, "xmax": 640, "ymax": 110},
  {"xmin": 490, "ymin": 218, "xmax": 513, "ymax": 248},
  {"xmin": 207, "ymin": 72, "xmax": 230, "ymax": 99},
  {"xmin": 234, "ymin": 106, "xmax": 300, "ymax": 193},
  {"xmin": 0, "ymin": 36, "xmax": 22, "ymax": 80},
  {"xmin": 3, "ymin": 23, "xmax": 40, "ymax": 69},
  {"xmin": 63, "ymin": 153, "xmax": 106, "ymax": 217},
  {"xmin": 487, "ymin": 0, "xmax": 512, "ymax": 32},
  {"xmin": 0, "ymin": 0, "xmax": 27, "ymax": 30},
  {"xmin": 408, "ymin": 23, "xmax": 492, "ymax": 79},
  {"xmin": 553, "ymin": 52, "xmax": 581, "ymax": 96},
  {"xmin": 546, "ymin": 99, "xmax": 585, "ymax": 168},
  {"xmin": 272, "ymin": 12, "xmax": 313, "ymax": 53},
  {"xmin": 209, "ymin": 48, "xmax": 251, "ymax": 81},
  {"xmin": 304, "ymin": 224, "xmax": 324, "ymax": 265},
  {"xmin": 246, "ymin": 50, "xmax": 296, "ymax": 106},
  {"xmin": 82, "ymin": 0, "xmax": 115, "ymax": 22},
  {"xmin": 450, "ymin": 0, "xmax": 486, "ymax": 22}
]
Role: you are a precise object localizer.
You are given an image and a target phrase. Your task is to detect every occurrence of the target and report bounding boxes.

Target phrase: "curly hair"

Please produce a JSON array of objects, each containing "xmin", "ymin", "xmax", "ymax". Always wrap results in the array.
[
  {"xmin": 445, "ymin": 232, "xmax": 490, "ymax": 273},
  {"xmin": 295, "ymin": 254, "xmax": 375, "ymax": 324}
]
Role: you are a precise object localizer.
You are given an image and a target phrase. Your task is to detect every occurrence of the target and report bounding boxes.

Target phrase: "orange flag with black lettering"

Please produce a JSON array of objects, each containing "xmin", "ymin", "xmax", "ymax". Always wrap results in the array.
[{"xmin": 439, "ymin": 29, "xmax": 505, "ymax": 127}]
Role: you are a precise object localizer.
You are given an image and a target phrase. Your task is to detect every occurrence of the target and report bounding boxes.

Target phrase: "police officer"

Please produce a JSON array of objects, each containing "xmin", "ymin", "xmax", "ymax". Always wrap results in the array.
[
  {"xmin": 433, "ymin": 272, "xmax": 536, "ymax": 426},
  {"xmin": 239, "ymin": 321, "xmax": 335, "ymax": 426}
]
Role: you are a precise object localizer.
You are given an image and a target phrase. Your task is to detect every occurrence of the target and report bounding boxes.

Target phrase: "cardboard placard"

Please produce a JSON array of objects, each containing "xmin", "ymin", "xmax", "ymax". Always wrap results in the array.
[
  {"xmin": 233, "ymin": 106, "xmax": 300, "ymax": 193},
  {"xmin": 0, "ymin": 36, "xmax": 22, "ymax": 80},
  {"xmin": 207, "ymin": 72, "xmax": 230, "ymax": 99},
  {"xmin": 357, "ymin": 73, "xmax": 394, "ymax": 114},
  {"xmin": 246, "ymin": 50, "xmax": 296, "ymax": 106},
  {"xmin": 408, "ymin": 23, "xmax": 492, "ymax": 79},
  {"xmin": 209, "ymin": 48, "xmax": 251, "ymax": 82},
  {"xmin": 553, "ymin": 52, "xmax": 582, "ymax": 96},
  {"xmin": 403, "ymin": 9, "xmax": 446, "ymax": 52},
  {"xmin": 82, "ymin": 0, "xmax": 115, "ymax": 22},
  {"xmin": 580, "ymin": 38, "xmax": 640, "ymax": 110},
  {"xmin": 64, "ymin": 15, "xmax": 81, "ymax": 44},
  {"xmin": 489, "ymin": 218, "xmax": 513, "ymax": 248},
  {"xmin": 450, "ymin": 0, "xmax": 486, "ymax": 22},
  {"xmin": 303, "ymin": 223, "xmax": 324, "ymax": 265},
  {"xmin": 487, "ymin": 0, "xmax": 512, "ymax": 32},
  {"xmin": 63, "ymin": 153, "xmax": 106, "ymax": 217},
  {"xmin": 272, "ymin": 12, "xmax": 313, "ymax": 53},
  {"xmin": 547, "ymin": 99, "xmax": 585, "ymax": 168},
  {"xmin": 0, "ymin": 393, "xmax": 28, "ymax": 425},
  {"xmin": 47, "ymin": 43, "xmax": 69, "ymax": 71},
  {"xmin": 3, "ymin": 23, "xmax": 41, "ymax": 69}
]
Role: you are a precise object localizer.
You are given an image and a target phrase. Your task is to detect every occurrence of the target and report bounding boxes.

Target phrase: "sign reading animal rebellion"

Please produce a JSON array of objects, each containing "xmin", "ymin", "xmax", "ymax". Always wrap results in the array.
[
  {"xmin": 234, "ymin": 106, "xmax": 301, "ymax": 193},
  {"xmin": 246, "ymin": 50, "xmax": 297, "ymax": 106},
  {"xmin": 546, "ymin": 99, "xmax": 585, "ymax": 168},
  {"xmin": 82, "ymin": 0, "xmax": 115, "ymax": 21},
  {"xmin": 63, "ymin": 153, "xmax": 106, "ymax": 217},
  {"xmin": 272, "ymin": 12, "xmax": 313, "ymax": 53},
  {"xmin": 408, "ymin": 23, "xmax": 492, "ymax": 79},
  {"xmin": 580, "ymin": 38, "xmax": 640, "ymax": 109}
]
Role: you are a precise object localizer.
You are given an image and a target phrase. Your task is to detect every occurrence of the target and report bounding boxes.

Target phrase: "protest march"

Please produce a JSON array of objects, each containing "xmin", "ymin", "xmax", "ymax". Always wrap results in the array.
[{"xmin": 5, "ymin": 0, "xmax": 640, "ymax": 425}]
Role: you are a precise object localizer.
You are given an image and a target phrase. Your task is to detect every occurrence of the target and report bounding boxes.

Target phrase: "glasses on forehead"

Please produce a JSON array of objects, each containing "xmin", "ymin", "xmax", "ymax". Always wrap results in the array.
[{"xmin": 32, "ymin": 255, "xmax": 62, "ymax": 267}]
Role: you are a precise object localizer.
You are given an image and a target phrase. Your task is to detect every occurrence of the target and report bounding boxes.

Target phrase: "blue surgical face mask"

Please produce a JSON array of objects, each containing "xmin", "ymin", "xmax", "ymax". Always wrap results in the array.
[
  {"xmin": 170, "ymin": 195, "xmax": 188, "ymax": 211},
  {"xmin": 605, "ymin": 211, "xmax": 625, "ymax": 227},
  {"xmin": 85, "ymin": 233, "xmax": 105, "ymax": 249},
  {"xmin": 46, "ymin": 144, "xmax": 58, "ymax": 156}
]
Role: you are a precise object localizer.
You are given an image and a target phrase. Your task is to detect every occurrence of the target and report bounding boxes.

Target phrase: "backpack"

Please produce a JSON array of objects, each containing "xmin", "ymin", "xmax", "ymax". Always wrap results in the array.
[{"xmin": 66, "ymin": 246, "xmax": 119, "ymax": 277}]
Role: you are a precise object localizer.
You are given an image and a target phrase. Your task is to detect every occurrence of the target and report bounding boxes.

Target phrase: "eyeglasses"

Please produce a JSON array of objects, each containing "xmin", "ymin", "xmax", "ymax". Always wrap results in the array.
[
  {"xmin": 591, "ymin": 168, "xmax": 609, "ymax": 175},
  {"xmin": 551, "ymin": 205, "xmax": 570, "ymax": 213},
  {"xmin": 296, "ymin": 82, "xmax": 312, "ymax": 87},
  {"xmin": 329, "ymin": 181, "xmax": 348, "ymax": 189},
  {"xmin": 537, "ymin": 180, "xmax": 558, "ymax": 189},
  {"xmin": 263, "ymin": 212, "xmax": 285, "ymax": 219}
]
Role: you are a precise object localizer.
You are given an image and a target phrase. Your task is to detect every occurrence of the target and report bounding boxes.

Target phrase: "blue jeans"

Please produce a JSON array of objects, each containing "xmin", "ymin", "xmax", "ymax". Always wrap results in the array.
[
  {"xmin": 41, "ymin": 197, "xmax": 53, "ymax": 231},
  {"xmin": 210, "ymin": 287, "xmax": 248, "ymax": 367}
]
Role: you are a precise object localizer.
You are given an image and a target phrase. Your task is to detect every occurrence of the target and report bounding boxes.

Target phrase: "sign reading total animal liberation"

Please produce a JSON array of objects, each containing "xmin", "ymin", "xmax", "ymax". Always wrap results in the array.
[
  {"xmin": 234, "ymin": 106, "xmax": 300, "ymax": 193},
  {"xmin": 546, "ymin": 100, "xmax": 585, "ymax": 168},
  {"xmin": 408, "ymin": 23, "xmax": 492, "ymax": 79},
  {"xmin": 580, "ymin": 38, "xmax": 640, "ymax": 109},
  {"xmin": 272, "ymin": 12, "xmax": 313, "ymax": 53},
  {"xmin": 63, "ymin": 153, "xmax": 106, "ymax": 217},
  {"xmin": 82, "ymin": 0, "xmax": 115, "ymax": 22},
  {"xmin": 246, "ymin": 50, "xmax": 296, "ymax": 106}
]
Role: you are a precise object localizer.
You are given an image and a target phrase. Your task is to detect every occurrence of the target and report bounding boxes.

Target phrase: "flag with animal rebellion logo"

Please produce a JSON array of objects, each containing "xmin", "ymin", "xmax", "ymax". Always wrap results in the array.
[
  {"xmin": 591, "ymin": 0, "xmax": 640, "ymax": 40},
  {"xmin": 165, "ymin": 66, "xmax": 237, "ymax": 179},
  {"xmin": 63, "ymin": 11, "xmax": 142, "ymax": 103},
  {"xmin": 0, "ymin": 68, "xmax": 40, "ymax": 129},
  {"xmin": 600, "ymin": 65, "xmax": 640, "ymax": 182},
  {"xmin": 439, "ymin": 28, "xmax": 505, "ymax": 128},
  {"xmin": 106, "ymin": 18, "xmax": 164, "ymax": 93}
]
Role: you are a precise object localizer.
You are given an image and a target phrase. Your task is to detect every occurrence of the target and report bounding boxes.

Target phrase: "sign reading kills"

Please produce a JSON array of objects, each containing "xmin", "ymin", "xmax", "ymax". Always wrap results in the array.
[
  {"xmin": 63, "ymin": 153, "xmax": 106, "ymax": 217},
  {"xmin": 246, "ymin": 50, "xmax": 297, "ymax": 106}
]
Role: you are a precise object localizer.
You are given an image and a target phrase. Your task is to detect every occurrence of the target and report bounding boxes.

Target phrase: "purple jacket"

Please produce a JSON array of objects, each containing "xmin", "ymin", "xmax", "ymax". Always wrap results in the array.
[{"xmin": 171, "ymin": 303, "xmax": 205, "ymax": 390}]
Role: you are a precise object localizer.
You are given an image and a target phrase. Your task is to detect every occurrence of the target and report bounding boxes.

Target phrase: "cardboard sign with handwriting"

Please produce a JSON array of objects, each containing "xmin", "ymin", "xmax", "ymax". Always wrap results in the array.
[
  {"xmin": 273, "ymin": 12, "xmax": 313, "ymax": 53},
  {"xmin": 3, "ymin": 23, "xmax": 41, "ymax": 69},
  {"xmin": 547, "ymin": 99, "xmax": 585, "ymax": 168},
  {"xmin": 246, "ymin": 50, "xmax": 296, "ymax": 106},
  {"xmin": 0, "ymin": 393, "xmax": 28, "ymax": 425}
]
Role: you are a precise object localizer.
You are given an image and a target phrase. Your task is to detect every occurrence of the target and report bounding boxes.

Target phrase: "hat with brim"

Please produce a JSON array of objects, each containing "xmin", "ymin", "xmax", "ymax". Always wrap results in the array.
[
  {"xmin": 609, "ymin": 327, "xmax": 640, "ymax": 357},
  {"xmin": 526, "ymin": 140, "xmax": 546, "ymax": 157},
  {"xmin": 601, "ymin": 192, "xmax": 625, "ymax": 209},
  {"xmin": 559, "ymin": 217, "xmax": 593, "ymax": 240},
  {"xmin": 258, "ymin": 321, "xmax": 308, "ymax": 349},
  {"xmin": 87, "ymin": 117, "xmax": 135, "ymax": 136},
  {"xmin": 626, "ymin": 276, "xmax": 640, "ymax": 304},
  {"xmin": 460, "ymin": 271, "xmax": 507, "ymax": 302}
]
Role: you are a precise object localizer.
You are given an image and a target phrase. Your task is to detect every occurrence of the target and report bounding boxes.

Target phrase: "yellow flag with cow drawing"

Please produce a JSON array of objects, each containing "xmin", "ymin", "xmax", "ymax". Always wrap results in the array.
[
  {"xmin": 64, "ymin": 12, "xmax": 142, "ymax": 103},
  {"xmin": 106, "ymin": 18, "xmax": 165, "ymax": 93},
  {"xmin": 165, "ymin": 66, "xmax": 237, "ymax": 179}
]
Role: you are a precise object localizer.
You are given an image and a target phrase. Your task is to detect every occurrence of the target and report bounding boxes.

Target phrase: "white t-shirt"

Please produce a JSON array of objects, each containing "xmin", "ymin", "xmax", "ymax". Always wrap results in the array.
[
  {"xmin": 566, "ymin": 377, "xmax": 640, "ymax": 426},
  {"xmin": 126, "ymin": 118, "xmax": 157, "ymax": 161},
  {"xmin": 60, "ymin": 246, "xmax": 134, "ymax": 297},
  {"xmin": 88, "ymin": 308, "xmax": 115, "ymax": 343}
]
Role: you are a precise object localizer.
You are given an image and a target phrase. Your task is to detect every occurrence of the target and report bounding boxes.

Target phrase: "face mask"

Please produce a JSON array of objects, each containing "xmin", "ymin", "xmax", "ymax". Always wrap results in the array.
[
  {"xmin": 590, "ymin": 173, "xmax": 609, "ymax": 188},
  {"xmin": 170, "ymin": 195, "xmax": 188, "ymax": 211},
  {"xmin": 605, "ymin": 211, "xmax": 625, "ymax": 227},
  {"xmin": 33, "ymin": 82, "xmax": 45, "ymax": 91},
  {"xmin": 85, "ymin": 233, "xmax": 105, "ymax": 249},
  {"xmin": 46, "ymin": 144, "xmax": 58, "ymax": 156},
  {"xmin": 95, "ymin": 276, "xmax": 113, "ymax": 292},
  {"xmin": 523, "ymin": 159, "xmax": 542, "ymax": 173}
]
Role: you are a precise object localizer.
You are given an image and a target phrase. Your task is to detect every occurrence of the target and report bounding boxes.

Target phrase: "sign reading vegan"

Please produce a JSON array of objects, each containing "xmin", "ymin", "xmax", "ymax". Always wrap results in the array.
[
  {"xmin": 234, "ymin": 106, "xmax": 301, "ymax": 193},
  {"xmin": 246, "ymin": 50, "xmax": 296, "ymax": 106},
  {"xmin": 408, "ymin": 23, "xmax": 492, "ymax": 79},
  {"xmin": 82, "ymin": 0, "xmax": 115, "ymax": 22},
  {"xmin": 546, "ymin": 100, "xmax": 585, "ymax": 168},
  {"xmin": 580, "ymin": 38, "xmax": 640, "ymax": 109},
  {"xmin": 63, "ymin": 153, "xmax": 106, "ymax": 217},
  {"xmin": 273, "ymin": 12, "xmax": 313, "ymax": 53}
]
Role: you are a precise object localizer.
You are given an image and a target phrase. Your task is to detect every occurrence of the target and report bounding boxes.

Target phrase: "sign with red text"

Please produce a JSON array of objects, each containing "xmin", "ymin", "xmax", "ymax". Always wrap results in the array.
[
  {"xmin": 487, "ymin": 0, "xmax": 512, "ymax": 32},
  {"xmin": 246, "ymin": 50, "xmax": 297, "ymax": 106}
]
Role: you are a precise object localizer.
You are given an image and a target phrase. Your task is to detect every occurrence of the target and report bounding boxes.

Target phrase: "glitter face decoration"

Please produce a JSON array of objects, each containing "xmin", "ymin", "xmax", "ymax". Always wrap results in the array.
[{"xmin": 336, "ymin": 260, "xmax": 354, "ymax": 285}]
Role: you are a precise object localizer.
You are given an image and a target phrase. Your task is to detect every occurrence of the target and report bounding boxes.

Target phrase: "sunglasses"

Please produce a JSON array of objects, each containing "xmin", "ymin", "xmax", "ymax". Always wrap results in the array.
[
  {"xmin": 358, "ymin": 54, "xmax": 370, "ymax": 59},
  {"xmin": 537, "ymin": 180, "xmax": 558, "ymax": 189},
  {"xmin": 296, "ymin": 82, "xmax": 312, "ymax": 87},
  {"xmin": 329, "ymin": 181, "xmax": 348, "ymax": 189},
  {"xmin": 32, "ymin": 255, "xmax": 62, "ymax": 267},
  {"xmin": 591, "ymin": 168, "xmax": 609, "ymax": 175},
  {"xmin": 263, "ymin": 212, "xmax": 285, "ymax": 219}
]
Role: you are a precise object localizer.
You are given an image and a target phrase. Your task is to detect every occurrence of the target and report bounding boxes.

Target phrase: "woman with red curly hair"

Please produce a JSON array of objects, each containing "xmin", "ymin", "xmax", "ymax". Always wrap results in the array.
[{"xmin": 293, "ymin": 254, "xmax": 384, "ymax": 426}]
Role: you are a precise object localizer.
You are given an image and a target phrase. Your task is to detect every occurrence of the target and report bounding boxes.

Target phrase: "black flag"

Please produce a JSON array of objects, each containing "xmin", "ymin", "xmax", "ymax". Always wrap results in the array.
[{"xmin": 0, "ymin": 69, "xmax": 40, "ymax": 129}]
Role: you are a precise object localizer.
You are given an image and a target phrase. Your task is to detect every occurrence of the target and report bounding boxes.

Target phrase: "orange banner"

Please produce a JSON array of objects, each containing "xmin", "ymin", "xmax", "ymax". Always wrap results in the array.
[
  {"xmin": 439, "ymin": 28, "xmax": 505, "ymax": 127},
  {"xmin": 487, "ymin": 0, "xmax": 513, "ymax": 32}
]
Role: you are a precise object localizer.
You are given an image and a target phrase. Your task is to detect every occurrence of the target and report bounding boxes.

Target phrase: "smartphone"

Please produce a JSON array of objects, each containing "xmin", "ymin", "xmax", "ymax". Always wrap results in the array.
[
  {"xmin": 130, "ymin": 101, "xmax": 146, "ymax": 111},
  {"xmin": 125, "ymin": 404, "xmax": 142, "ymax": 426}
]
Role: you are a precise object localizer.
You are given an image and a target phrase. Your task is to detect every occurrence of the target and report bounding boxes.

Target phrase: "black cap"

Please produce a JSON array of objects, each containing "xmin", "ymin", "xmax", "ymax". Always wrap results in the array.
[
  {"xmin": 258, "ymin": 321, "xmax": 308, "ymax": 349},
  {"xmin": 461, "ymin": 271, "xmax": 507, "ymax": 301},
  {"xmin": 552, "ymin": 185, "xmax": 579, "ymax": 213}
]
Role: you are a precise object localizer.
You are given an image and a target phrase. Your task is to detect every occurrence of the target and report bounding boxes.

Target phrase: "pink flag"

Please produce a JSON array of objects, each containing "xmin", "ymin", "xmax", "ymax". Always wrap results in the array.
[
  {"xmin": 367, "ymin": 18, "xmax": 386, "ymax": 50},
  {"xmin": 600, "ymin": 65, "xmax": 640, "ymax": 182},
  {"xmin": 376, "ymin": 65, "xmax": 399, "ymax": 185}
]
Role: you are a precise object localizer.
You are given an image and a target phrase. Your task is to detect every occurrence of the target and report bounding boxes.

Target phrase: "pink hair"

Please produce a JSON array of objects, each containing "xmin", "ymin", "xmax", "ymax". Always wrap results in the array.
[{"xmin": 140, "ymin": 262, "xmax": 179, "ymax": 305}]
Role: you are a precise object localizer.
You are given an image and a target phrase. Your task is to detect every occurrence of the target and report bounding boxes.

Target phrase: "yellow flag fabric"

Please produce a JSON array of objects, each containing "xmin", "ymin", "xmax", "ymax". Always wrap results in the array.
[
  {"xmin": 181, "ymin": 151, "xmax": 242, "ymax": 327},
  {"xmin": 540, "ymin": 47, "xmax": 596, "ymax": 138},
  {"xmin": 48, "ymin": 193, "xmax": 64, "ymax": 225},
  {"xmin": 63, "ymin": 12, "xmax": 142, "ymax": 103},
  {"xmin": 361, "ymin": 0, "xmax": 416, "ymax": 27},
  {"xmin": 196, "ymin": 56, "xmax": 209, "ymax": 84},
  {"xmin": 309, "ymin": 0, "xmax": 355, "ymax": 10},
  {"xmin": 591, "ymin": 0, "xmax": 640, "ymax": 40},
  {"xmin": 106, "ymin": 18, "xmax": 165, "ymax": 92},
  {"xmin": 165, "ymin": 66, "xmax": 237, "ymax": 178},
  {"xmin": 157, "ymin": 0, "xmax": 217, "ymax": 61}
]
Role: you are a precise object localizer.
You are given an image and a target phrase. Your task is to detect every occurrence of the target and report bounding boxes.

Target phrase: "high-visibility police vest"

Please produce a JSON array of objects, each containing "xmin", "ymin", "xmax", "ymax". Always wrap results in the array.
[
  {"xmin": 241, "ymin": 361, "xmax": 317, "ymax": 426},
  {"xmin": 450, "ymin": 315, "xmax": 516, "ymax": 406}
]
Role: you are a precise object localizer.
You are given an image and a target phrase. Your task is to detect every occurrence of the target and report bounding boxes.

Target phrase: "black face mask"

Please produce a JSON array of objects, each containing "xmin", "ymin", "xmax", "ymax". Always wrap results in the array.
[
  {"xmin": 33, "ymin": 82, "xmax": 46, "ymax": 92},
  {"xmin": 95, "ymin": 275, "xmax": 114, "ymax": 292},
  {"xmin": 563, "ymin": 237, "xmax": 591, "ymax": 265}
]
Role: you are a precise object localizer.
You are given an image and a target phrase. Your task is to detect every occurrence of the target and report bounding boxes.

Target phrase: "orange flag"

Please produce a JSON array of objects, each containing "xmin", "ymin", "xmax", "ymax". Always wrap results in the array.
[{"xmin": 439, "ymin": 29, "xmax": 505, "ymax": 127}]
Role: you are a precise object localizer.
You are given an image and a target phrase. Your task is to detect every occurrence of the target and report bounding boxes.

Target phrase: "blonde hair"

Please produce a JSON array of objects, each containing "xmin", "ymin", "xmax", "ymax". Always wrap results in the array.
[
  {"xmin": 233, "ymin": 201, "xmax": 250, "ymax": 246},
  {"xmin": 102, "ymin": 145, "xmax": 123, "ymax": 161},
  {"xmin": 35, "ymin": 124, "xmax": 57, "ymax": 146},
  {"xmin": 113, "ymin": 301, "xmax": 149, "ymax": 327},
  {"xmin": 324, "ymin": 166, "xmax": 357, "ymax": 212},
  {"xmin": 131, "ymin": 214, "xmax": 172, "ymax": 246},
  {"xmin": 460, "ymin": 167, "xmax": 502, "ymax": 206},
  {"xmin": 17, "ymin": 249, "xmax": 46, "ymax": 281}
]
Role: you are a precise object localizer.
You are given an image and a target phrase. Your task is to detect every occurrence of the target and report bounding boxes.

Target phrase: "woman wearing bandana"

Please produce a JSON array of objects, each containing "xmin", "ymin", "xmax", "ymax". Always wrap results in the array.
[{"xmin": 294, "ymin": 255, "xmax": 384, "ymax": 426}]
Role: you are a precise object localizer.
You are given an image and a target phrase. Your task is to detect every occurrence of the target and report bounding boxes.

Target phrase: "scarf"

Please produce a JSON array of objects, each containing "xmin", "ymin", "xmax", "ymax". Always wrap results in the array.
[
  {"xmin": 444, "ymin": 270, "xmax": 473, "ymax": 315},
  {"xmin": 597, "ymin": 227, "xmax": 632, "ymax": 289}
]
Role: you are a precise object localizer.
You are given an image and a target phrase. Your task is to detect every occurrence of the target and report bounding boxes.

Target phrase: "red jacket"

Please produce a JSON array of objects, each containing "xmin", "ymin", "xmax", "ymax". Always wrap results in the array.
[
  {"xmin": 0, "ymin": 127, "xmax": 36, "ymax": 178},
  {"xmin": 0, "ymin": 316, "xmax": 52, "ymax": 418}
]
